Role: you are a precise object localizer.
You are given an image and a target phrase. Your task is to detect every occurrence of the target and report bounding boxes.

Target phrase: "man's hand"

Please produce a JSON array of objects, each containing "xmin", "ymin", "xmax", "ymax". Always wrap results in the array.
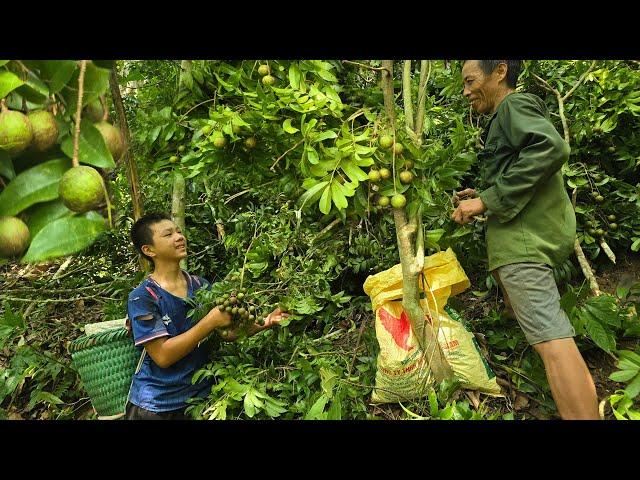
[
  {"xmin": 452, "ymin": 197, "xmax": 487, "ymax": 225},
  {"xmin": 453, "ymin": 188, "xmax": 477, "ymax": 207}
]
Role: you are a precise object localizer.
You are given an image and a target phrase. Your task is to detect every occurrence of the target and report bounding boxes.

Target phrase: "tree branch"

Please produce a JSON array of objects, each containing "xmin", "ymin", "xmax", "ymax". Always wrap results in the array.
[
  {"xmin": 562, "ymin": 60, "xmax": 597, "ymax": 102},
  {"xmin": 72, "ymin": 60, "xmax": 88, "ymax": 168},
  {"xmin": 402, "ymin": 60, "xmax": 415, "ymax": 132},
  {"xmin": 415, "ymin": 60, "xmax": 431, "ymax": 140},
  {"xmin": 341, "ymin": 60, "xmax": 388, "ymax": 72},
  {"xmin": 270, "ymin": 139, "xmax": 304, "ymax": 171}
]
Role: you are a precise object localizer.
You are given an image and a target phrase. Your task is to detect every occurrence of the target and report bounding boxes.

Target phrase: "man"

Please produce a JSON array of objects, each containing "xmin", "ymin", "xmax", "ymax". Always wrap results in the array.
[
  {"xmin": 451, "ymin": 60, "xmax": 600, "ymax": 420},
  {"xmin": 126, "ymin": 212, "xmax": 288, "ymax": 420}
]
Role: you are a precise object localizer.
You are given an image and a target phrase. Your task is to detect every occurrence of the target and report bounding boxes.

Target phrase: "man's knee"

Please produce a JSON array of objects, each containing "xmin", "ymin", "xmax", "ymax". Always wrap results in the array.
[{"xmin": 532, "ymin": 337, "xmax": 578, "ymax": 362}]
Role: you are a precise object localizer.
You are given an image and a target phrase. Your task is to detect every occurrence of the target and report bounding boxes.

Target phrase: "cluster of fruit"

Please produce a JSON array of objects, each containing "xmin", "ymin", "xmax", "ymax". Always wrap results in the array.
[
  {"xmin": 196, "ymin": 122, "xmax": 258, "ymax": 153},
  {"xmin": 585, "ymin": 214, "xmax": 618, "ymax": 239},
  {"xmin": 257, "ymin": 63, "xmax": 275, "ymax": 86},
  {"xmin": 367, "ymin": 134, "xmax": 414, "ymax": 209},
  {"xmin": 0, "ymin": 98, "xmax": 120, "ymax": 258}
]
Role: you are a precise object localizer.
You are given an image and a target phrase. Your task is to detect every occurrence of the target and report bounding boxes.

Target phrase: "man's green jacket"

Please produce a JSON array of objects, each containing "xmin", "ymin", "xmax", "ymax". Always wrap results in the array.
[{"xmin": 478, "ymin": 92, "xmax": 576, "ymax": 272}]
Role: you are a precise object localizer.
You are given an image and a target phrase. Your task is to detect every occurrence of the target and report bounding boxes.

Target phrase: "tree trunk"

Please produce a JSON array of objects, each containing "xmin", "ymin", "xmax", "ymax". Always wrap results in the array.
[
  {"xmin": 109, "ymin": 68, "xmax": 147, "ymax": 271},
  {"xmin": 172, "ymin": 171, "xmax": 187, "ymax": 270},
  {"xmin": 381, "ymin": 60, "xmax": 453, "ymax": 382}
]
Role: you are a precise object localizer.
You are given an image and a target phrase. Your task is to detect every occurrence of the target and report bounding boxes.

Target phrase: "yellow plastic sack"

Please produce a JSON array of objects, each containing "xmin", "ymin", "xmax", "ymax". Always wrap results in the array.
[{"xmin": 363, "ymin": 248, "xmax": 502, "ymax": 404}]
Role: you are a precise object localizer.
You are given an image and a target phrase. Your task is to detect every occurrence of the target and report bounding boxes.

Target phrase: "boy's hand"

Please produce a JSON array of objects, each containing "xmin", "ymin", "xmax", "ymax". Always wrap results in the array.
[
  {"xmin": 205, "ymin": 306, "xmax": 232, "ymax": 330},
  {"xmin": 263, "ymin": 307, "xmax": 290, "ymax": 327}
]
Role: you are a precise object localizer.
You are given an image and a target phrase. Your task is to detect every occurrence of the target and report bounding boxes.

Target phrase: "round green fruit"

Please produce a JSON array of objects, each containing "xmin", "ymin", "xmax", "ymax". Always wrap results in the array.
[
  {"xmin": 178, "ymin": 145, "xmax": 186, "ymax": 153},
  {"xmin": 404, "ymin": 160, "xmax": 414, "ymax": 169},
  {"xmin": 399, "ymin": 170, "xmax": 413, "ymax": 184},
  {"xmin": 591, "ymin": 191, "xmax": 598, "ymax": 198},
  {"xmin": 608, "ymin": 146, "xmax": 616, "ymax": 153},
  {"xmin": 83, "ymin": 99, "xmax": 104, "ymax": 122},
  {"xmin": 245, "ymin": 137, "xmax": 257, "ymax": 149},
  {"xmin": 262, "ymin": 75, "xmax": 276, "ymax": 86},
  {"xmin": 201, "ymin": 125, "xmax": 212, "ymax": 135},
  {"xmin": 609, "ymin": 223, "xmax": 618, "ymax": 230},
  {"xmin": 232, "ymin": 124, "xmax": 242, "ymax": 135},
  {"xmin": 94, "ymin": 121, "xmax": 124, "ymax": 159},
  {"xmin": 237, "ymin": 292, "xmax": 245, "ymax": 300},
  {"xmin": 377, "ymin": 196, "xmax": 390, "ymax": 207},
  {"xmin": 169, "ymin": 155, "xmax": 179, "ymax": 163},
  {"xmin": 27, "ymin": 110, "xmax": 58, "ymax": 152},
  {"xmin": 368, "ymin": 169, "xmax": 381, "ymax": 182},
  {"xmin": 58, "ymin": 166, "xmax": 105, "ymax": 213},
  {"xmin": 588, "ymin": 228, "xmax": 596, "ymax": 235},
  {"xmin": 379, "ymin": 135, "xmax": 393, "ymax": 149},
  {"xmin": 231, "ymin": 307, "xmax": 238, "ymax": 315},
  {"xmin": 585, "ymin": 220, "xmax": 593, "ymax": 227},
  {"xmin": 391, "ymin": 193, "xmax": 407, "ymax": 209},
  {"xmin": 213, "ymin": 135, "xmax": 227, "ymax": 148},
  {"xmin": 596, "ymin": 229, "xmax": 605, "ymax": 236},
  {"xmin": 596, "ymin": 195, "xmax": 604, "ymax": 203},
  {"xmin": 393, "ymin": 142, "xmax": 404, "ymax": 155},
  {"xmin": 608, "ymin": 214, "xmax": 616, "ymax": 221},
  {"xmin": 379, "ymin": 168, "xmax": 391, "ymax": 180},
  {"xmin": 0, "ymin": 216, "xmax": 30, "ymax": 258},
  {"xmin": 258, "ymin": 64, "xmax": 270, "ymax": 76},
  {"xmin": 0, "ymin": 110, "xmax": 33, "ymax": 155},
  {"xmin": 248, "ymin": 306, "xmax": 256, "ymax": 313}
]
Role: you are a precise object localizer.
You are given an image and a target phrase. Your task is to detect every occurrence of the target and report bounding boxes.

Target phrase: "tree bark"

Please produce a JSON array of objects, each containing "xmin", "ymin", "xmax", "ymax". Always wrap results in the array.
[
  {"xmin": 171, "ymin": 171, "xmax": 187, "ymax": 270},
  {"xmin": 381, "ymin": 60, "xmax": 453, "ymax": 382},
  {"xmin": 109, "ymin": 67, "xmax": 147, "ymax": 271}
]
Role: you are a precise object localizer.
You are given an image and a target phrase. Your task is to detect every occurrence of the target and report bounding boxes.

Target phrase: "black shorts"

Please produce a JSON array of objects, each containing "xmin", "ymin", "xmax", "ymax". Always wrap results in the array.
[{"xmin": 125, "ymin": 401, "xmax": 189, "ymax": 420}]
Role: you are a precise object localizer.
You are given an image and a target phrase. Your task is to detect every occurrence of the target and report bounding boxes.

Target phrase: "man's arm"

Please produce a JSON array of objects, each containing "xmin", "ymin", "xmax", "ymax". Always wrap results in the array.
[
  {"xmin": 142, "ymin": 307, "xmax": 231, "ymax": 368},
  {"xmin": 478, "ymin": 95, "xmax": 570, "ymax": 224}
]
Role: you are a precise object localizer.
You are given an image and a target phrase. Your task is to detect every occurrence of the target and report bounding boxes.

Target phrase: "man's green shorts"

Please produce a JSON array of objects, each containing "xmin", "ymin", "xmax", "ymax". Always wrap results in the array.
[{"xmin": 494, "ymin": 262, "xmax": 576, "ymax": 345}]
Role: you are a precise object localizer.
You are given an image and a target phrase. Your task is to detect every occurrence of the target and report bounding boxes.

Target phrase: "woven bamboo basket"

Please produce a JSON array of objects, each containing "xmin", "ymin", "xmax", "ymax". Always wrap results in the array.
[{"xmin": 69, "ymin": 328, "xmax": 139, "ymax": 419}]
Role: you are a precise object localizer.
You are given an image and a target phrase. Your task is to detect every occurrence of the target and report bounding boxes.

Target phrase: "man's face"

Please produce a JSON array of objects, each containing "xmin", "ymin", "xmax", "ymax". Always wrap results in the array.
[
  {"xmin": 462, "ymin": 60, "xmax": 503, "ymax": 114},
  {"xmin": 142, "ymin": 219, "xmax": 187, "ymax": 263}
]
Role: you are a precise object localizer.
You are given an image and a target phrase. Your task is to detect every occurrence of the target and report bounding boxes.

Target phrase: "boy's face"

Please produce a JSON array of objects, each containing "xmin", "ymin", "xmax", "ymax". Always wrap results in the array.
[{"xmin": 141, "ymin": 219, "xmax": 187, "ymax": 263}]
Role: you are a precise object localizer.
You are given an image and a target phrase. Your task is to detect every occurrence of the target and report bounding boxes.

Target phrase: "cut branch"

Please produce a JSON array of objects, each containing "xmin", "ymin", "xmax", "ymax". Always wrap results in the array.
[
  {"xmin": 402, "ymin": 61, "xmax": 415, "ymax": 131},
  {"xmin": 72, "ymin": 60, "xmax": 88, "ymax": 168}
]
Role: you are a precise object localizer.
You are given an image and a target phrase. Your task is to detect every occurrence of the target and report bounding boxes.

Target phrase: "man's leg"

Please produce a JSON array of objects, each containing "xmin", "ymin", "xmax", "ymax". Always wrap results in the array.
[
  {"xmin": 532, "ymin": 338, "xmax": 599, "ymax": 419},
  {"xmin": 494, "ymin": 263, "xmax": 600, "ymax": 420}
]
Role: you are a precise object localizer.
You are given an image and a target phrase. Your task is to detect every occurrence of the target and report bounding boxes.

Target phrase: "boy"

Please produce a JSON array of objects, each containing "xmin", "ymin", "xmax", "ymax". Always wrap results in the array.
[{"xmin": 126, "ymin": 213, "xmax": 288, "ymax": 420}]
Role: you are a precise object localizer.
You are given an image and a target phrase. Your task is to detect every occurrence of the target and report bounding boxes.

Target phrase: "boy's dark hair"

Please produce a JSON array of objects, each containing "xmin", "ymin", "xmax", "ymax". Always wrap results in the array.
[
  {"xmin": 131, "ymin": 213, "xmax": 173, "ymax": 263},
  {"xmin": 464, "ymin": 60, "xmax": 522, "ymax": 89}
]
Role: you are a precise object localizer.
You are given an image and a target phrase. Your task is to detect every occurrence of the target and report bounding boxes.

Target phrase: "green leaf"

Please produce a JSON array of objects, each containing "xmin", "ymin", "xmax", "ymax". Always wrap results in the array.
[
  {"xmin": 22, "ymin": 211, "xmax": 106, "ymax": 263},
  {"xmin": 289, "ymin": 64, "xmax": 302, "ymax": 90},
  {"xmin": 624, "ymin": 374, "xmax": 640, "ymax": 399},
  {"xmin": 0, "ymin": 70, "xmax": 25, "ymax": 98},
  {"xmin": 618, "ymin": 350, "xmax": 640, "ymax": 367},
  {"xmin": 0, "ymin": 61, "xmax": 9, "ymax": 67},
  {"xmin": 62, "ymin": 62, "xmax": 109, "ymax": 109},
  {"xmin": 306, "ymin": 146, "xmax": 319, "ymax": 164},
  {"xmin": 341, "ymin": 159, "xmax": 369, "ymax": 184},
  {"xmin": 319, "ymin": 185, "xmax": 332, "ymax": 214},
  {"xmin": 0, "ymin": 158, "xmax": 71, "ymax": 216},
  {"xmin": 584, "ymin": 317, "xmax": 616, "ymax": 353},
  {"xmin": 312, "ymin": 131, "xmax": 338, "ymax": 143},
  {"xmin": 610, "ymin": 370, "xmax": 639, "ymax": 383},
  {"xmin": 0, "ymin": 151, "xmax": 15, "ymax": 180},
  {"xmin": 298, "ymin": 180, "xmax": 329, "ymax": 209},
  {"xmin": 282, "ymin": 118, "xmax": 299, "ymax": 134},
  {"xmin": 91, "ymin": 60, "xmax": 116, "ymax": 70},
  {"xmin": 320, "ymin": 367, "xmax": 338, "ymax": 397},
  {"xmin": 60, "ymin": 121, "xmax": 115, "ymax": 169},
  {"xmin": 304, "ymin": 394, "xmax": 329, "ymax": 420},
  {"xmin": 29, "ymin": 60, "xmax": 77, "ymax": 93},
  {"xmin": 331, "ymin": 180, "xmax": 348, "ymax": 210},
  {"xmin": 22, "ymin": 199, "xmax": 73, "ymax": 237},
  {"xmin": 0, "ymin": 302, "xmax": 25, "ymax": 328},
  {"xmin": 16, "ymin": 71, "xmax": 49, "ymax": 103},
  {"xmin": 327, "ymin": 398, "xmax": 342, "ymax": 420}
]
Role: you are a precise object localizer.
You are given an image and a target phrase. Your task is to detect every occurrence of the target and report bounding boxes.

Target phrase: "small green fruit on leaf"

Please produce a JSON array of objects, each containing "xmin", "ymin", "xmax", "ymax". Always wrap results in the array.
[
  {"xmin": 379, "ymin": 135, "xmax": 393, "ymax": 149},
  {"xmin": 379, "ymin": 168, "xmax": 391, "ymax": 180},
  {"xmin": 0, "ymin": 216, "xmax": 30, "ymax": 257},
  {"xmin": 94, "ymin": 121, "xmax": 124, "ymax": 159},
  {"xmin": 377, "ymin": 196, "xmax": 390, "ymax": 207},
  {"xmin": 262, "ymin": 75, "xmax": 276, "ymax": 86},
  {"xmin": 391, "ymin": 193, "xmax": 407, "ymax": 209},
  {"xmin": 393, "ymin": 142, "xmax": 404, "ymax": 155},
  {"xmin": 27, "ymin": 110, "xmax": 59, "ymax": 152},
  {"xmin": 244, "ymin": 137, "xmax": 257, "ymax": 149},
  {"xmin": 258, "ymin": 64, "xmax": 270, "ymax": 76},
  {"xmin": 399, "ymin": 170, "xmax": 413, "ymax": 184},
  {"xmin": 59, "ymin": 166, "xmax": 105, "ymax": 213},
  {"xmin": 368, "ymin": 169, "xmax": 381, "ymax": 182},
  {"xmin": 0, "ymin": 110, "xmax": 33, "ymax": 156}
]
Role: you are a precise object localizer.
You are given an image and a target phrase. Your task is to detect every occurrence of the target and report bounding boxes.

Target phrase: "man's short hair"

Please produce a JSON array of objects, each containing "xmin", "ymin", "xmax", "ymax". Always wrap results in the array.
[
  {"xmin": 131, "ymin": 213, "xmax": 173, "ymax": 263},
  {"xmin": 466, "ymin": 60, "xmax": 522, "ymax": 89}
]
